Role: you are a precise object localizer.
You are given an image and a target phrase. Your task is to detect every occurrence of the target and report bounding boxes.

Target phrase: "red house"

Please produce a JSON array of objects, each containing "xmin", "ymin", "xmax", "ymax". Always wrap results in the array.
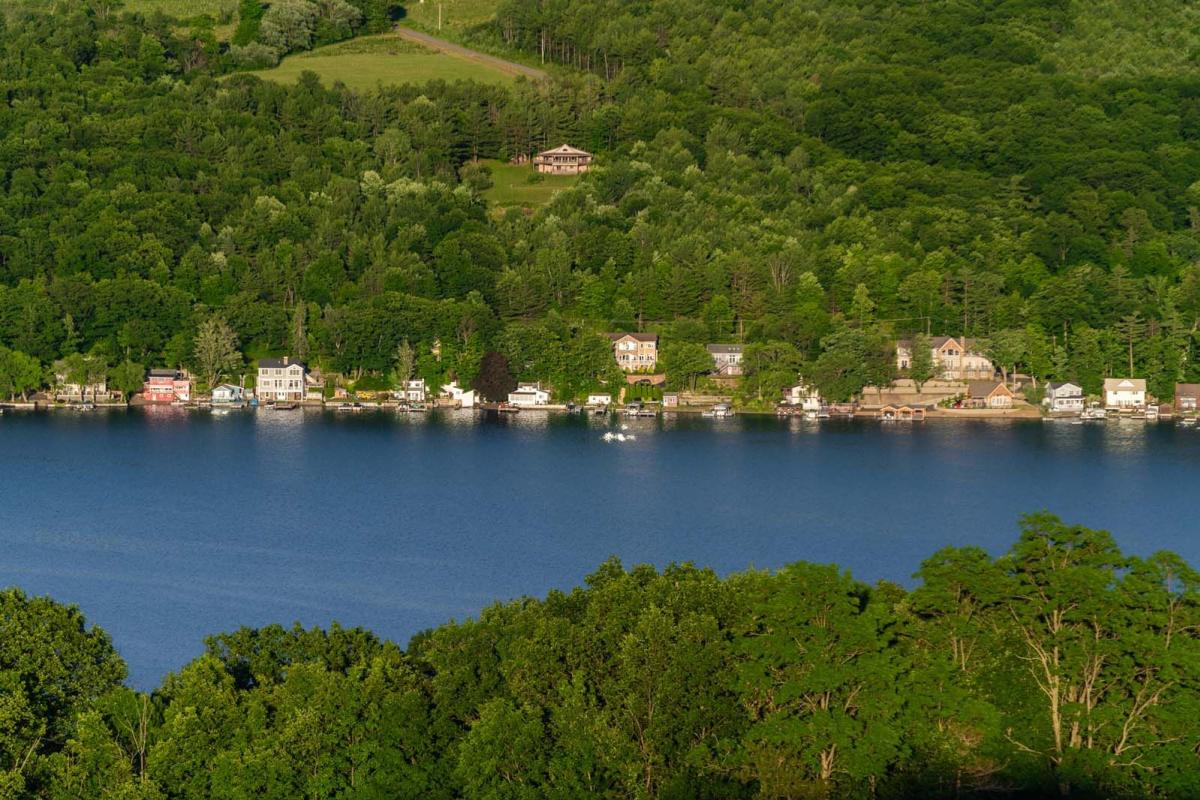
[{"xmin": 143, "ymin": 369, "xmax": 192, "ymax": 403}]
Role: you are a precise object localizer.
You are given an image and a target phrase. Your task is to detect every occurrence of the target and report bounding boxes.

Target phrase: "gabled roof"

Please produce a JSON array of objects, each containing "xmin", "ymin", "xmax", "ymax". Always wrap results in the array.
[
  {"xmin": 607, "ymin": 332, "xmax": 658, "ymax": 343},
  {"xmin": 1104, "ymin": 377, "xmax": 1146, "ymax": 392},
  {"xmin": 259, "ymin": 358, "xmax": 306, "ymax": 370},
  {"xmin": 537, "ymin": 144, "xmax": 591, "ymax": 157},
  {"xmin": 1046, "ymin": 381, "xmax": 1082, "ymax": 394},
  {"xmin": 1176, "ymin": 383, "xmax": 1200, "ymax": 398},
  {"xmin": 706, "ymin": 344, "xmax": 743, "ymax": 354},
  {"xmin": 148, "ymin": 368, "xmax": 181, "ymax": 378},
  {"xmin": 968, "ymin": 380, "xmax": 1013, "ymax": 398}
]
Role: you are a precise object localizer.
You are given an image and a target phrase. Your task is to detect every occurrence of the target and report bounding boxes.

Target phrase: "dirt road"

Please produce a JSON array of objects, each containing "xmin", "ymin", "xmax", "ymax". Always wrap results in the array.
[{"xmin": 395, "ymin": 27, "xmax": 549, "ymax": 81}]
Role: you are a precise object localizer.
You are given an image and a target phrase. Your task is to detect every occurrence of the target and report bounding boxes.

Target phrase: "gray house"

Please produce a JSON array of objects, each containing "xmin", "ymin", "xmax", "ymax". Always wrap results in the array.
[
  {"xmin": 1044, "ymin": 381, "xmax": 1084, "ymax": 413},
  {"xmin": 707, "ymin": 344, "xmax": 744, "ymax": 376}
]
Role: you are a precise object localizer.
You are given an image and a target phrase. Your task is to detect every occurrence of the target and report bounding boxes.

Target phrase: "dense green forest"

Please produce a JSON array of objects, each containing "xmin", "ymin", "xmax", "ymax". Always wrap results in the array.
[
  {"xmin": 6, "ymin": 0, "xmax": 1200, "ymax": 404},
  {"xmin": 1, "ymin": 514, "xmax": 1197, "ymax": 799}
]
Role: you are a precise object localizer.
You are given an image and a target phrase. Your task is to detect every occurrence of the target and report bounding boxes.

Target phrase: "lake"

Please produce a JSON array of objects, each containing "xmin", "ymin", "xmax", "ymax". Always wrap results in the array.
[{"xmin": 2, "ymin": 407, "xmax": 1198, "ymax": 688}]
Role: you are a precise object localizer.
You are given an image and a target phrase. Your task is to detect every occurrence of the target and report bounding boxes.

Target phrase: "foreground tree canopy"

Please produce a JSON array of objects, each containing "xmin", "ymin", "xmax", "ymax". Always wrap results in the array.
[
  {"xmin": 6, "ymin": 1, "xmax": 1200, "ymax": 402},
  {"xmin": 1, "ymin": 514, "xmax": 1198, "ymax": 799}
]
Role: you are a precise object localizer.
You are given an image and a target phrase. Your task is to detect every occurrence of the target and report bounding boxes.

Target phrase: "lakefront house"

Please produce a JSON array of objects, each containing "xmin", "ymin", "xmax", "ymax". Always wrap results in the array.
[
  {"xmin": 256, "ymin": 357, "xmax": 308, "ymax": 403},
  {"xmin": 508, "ymin": 382, "xmax": 551, "ymax": 407},
  {"xmin": 896, "ymin": 336, "xmax": 996, "ymax": 380},
  {"xmin": 706, "ymin": 344, "xmax": 744, "ymax": 376},
  {"xmin": 211, "ymin": 383, "xmax": 244, "ymax": 404},
  {"xmin": 1175, "ymin": 383, "xmax": 1200, "ymax": 413},
  {"xmin": 533, "ymin": 144, "xmax": 592, "ymax": 175},
  {"xmin": 966, "ymin": 380, "xmax": 1015, "ymax": 409},
  {"xmin": 782, "ymin": 381, "xmax": 822, "ymax": 411},
  {"xmin": 1043, "ymin": 381, "xmax": 1084, "ymax": 413},
  {"xmin": 607, "ymin": 333, "xmax": 658, "ymax": 372},
  {"xmin": 1104, "ymin": 378, "xmax": 1146, "ymax": 410},
  {"xmin": 142, "ymin": 369, "xmax": 192, "ymax": 404}
]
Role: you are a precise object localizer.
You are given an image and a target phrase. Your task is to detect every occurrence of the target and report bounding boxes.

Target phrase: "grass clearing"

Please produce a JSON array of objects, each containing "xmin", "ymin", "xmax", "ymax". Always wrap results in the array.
[
  {"xmin": 247, "ymin": 33, "xmax": 517, "ymax": 89},
  {"xmin": 400, "ymin": 0, "xmax": 502, "ymax": 37},
  {"xmin": 481, "ymin": 159, "xmax": 580, "ymax": 212}
]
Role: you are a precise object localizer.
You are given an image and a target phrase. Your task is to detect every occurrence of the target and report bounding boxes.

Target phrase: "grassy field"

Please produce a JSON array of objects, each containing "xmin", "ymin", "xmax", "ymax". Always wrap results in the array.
[
  {"xmin": 481, "ymin": 159, "xmax": 580, "ymax": 212},
  {"xmin": 400, "ymin": 0, "xmax": 502, "ymax": 37},
  {"xmin": 247, "ymin": 34, "xmax": 517, "ymax": 90}
]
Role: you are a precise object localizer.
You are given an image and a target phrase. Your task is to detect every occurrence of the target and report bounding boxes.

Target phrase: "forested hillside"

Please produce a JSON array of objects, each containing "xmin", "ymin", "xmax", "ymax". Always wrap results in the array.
[
  {"xmin": 2, "ymin": 514, "xmax": 1198, "ymax": 799},
  {"xmin": 6, "ymin": 0, "xmax": 1200, "ymax": 403}
]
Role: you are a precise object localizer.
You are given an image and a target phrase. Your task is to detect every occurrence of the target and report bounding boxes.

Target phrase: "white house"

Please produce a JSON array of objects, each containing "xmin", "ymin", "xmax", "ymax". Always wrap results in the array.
[
  {"xmin": 1043, "ymin": 381, "xmax": 1084, "ymax": 413},
  {"xmin": 256, "ymin": 357, "xmax": 307, "ymax": 402},
  {"xmin": 782, "ymin": 381, "xmax": 822, "ymax": 412},
  {"xmin": 211, "ymin": 383, "xmax": 244, "ymax": 404},
  {"xmin": 400, "ymin": 379, "xmax": 426, "ymax": 404},
  {"xmin": 587, "ymin": 393, "xmax": 612, "ymax": 407},
  {"xmin": 1104, "ymin": 378, "xmax": 1146, "ymax": 410},
  {"xmin": 441, "ymin": 381, "xmax": 476, "ymax": 408},
  {"xmin": 508, "ymin": 382, "xmax": 551, "ymax": 407}
]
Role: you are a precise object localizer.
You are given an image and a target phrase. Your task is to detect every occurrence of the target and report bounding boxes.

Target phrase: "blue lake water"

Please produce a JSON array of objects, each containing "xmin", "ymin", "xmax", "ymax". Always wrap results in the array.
[{"xmin": 2, "ymin": 407, "xmax": 1198, "ymax": 688}]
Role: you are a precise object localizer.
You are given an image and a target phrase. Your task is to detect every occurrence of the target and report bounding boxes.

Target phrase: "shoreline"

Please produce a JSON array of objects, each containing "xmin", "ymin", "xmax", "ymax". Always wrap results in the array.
[{"xmin": 0, "ymin": 403, "xmax": 1181, "ymax": 425}]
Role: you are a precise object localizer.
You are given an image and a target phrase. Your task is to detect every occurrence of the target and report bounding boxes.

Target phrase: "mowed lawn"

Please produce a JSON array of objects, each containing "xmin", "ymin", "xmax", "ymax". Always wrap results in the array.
[
  {"xmin": 248, "ymin": 34, "xmax": 516, "ymax": 90},
  {"xmin": 482, "ymin": 159, "xmax": 580, "ymax": 211},
  {"xmin": 401, "ymin": 0, "xmax": 502, "ymax": 37}
]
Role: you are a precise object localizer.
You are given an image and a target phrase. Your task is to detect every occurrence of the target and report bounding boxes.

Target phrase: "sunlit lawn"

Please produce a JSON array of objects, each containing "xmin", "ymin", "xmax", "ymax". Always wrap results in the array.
[
  {"xmin": 248, "ymin": 34, "xmax": 516, "ymax": 89},
  {"xmin": 481, "ymin": 159, "xmax": 580, "ymax": 211}
]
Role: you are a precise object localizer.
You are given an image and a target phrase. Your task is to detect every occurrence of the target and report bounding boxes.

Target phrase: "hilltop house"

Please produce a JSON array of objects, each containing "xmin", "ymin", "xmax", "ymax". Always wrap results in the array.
[
  {"xmin": 211, "ymin": 383, "xmax": 244, "ymax": 404},
  {"xmin": 1104, "ymin": 378, "xmax": 1146, "ymax": 410},
  {"xmin": 897, "ymin": 336, "xmax": 995, "ymax": 380},
  {"xmin": 256, "ymin": 357, "xmax": 308, "ymax": 403},
  {"xmin": 508, "ymin": 382, "xmax": 551, "ymax": 407},
  {"xmin": 1044, "ymin": 381, "xmax": 1084, "ymax": 414},
  {"xmin": 533, "ymin": 144, "xmax": 592, "ymax": 175},
  {"xmin": 967, "ymin": 380, "xmax": 1015, "ymax": 409},
  {"xmin": 143, "ymin": 369, "xmax": 192, "ymax": 404},
  {"xmin": 1175, "ymin": 383, "xmax": 1200, "ymax": 413},
  {"xmin": 707, "ymin": 344, "xmax": 744, "ymax": 376},
  {"xmin": 607, "ymin": 333, "xmax": 658, "ymax": 372}
]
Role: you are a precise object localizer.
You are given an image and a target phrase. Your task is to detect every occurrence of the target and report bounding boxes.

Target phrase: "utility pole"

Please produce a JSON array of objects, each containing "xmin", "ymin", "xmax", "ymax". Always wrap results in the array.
[{"xmin": 438, "ymin": 2, "xmax": 442, "ymax": 30}]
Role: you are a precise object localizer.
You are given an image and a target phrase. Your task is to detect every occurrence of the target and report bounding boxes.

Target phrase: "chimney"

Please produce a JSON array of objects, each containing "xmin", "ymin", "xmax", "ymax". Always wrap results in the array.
[{"xmin": 283, "ymin": 356, "xmax": 289, "ymax": 366}]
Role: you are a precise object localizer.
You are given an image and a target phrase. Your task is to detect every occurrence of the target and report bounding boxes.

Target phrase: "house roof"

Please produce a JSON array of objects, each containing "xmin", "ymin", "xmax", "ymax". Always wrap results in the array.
[
  {"xmin": 968, "ymin": 380, "xmax": 1012, "ymax": 398},
  {"xmin": 148, "ymin": 368, "xmax": 179, "ymax": 378},
  {"xmin": 537, "ymin": 144, "xmax": 591, "ymax": 157},
  {"xmin": 706, "ymin": 344, "xmax": 743, "ymax": 354},
  {"xmin": 1176, "ymin": 383, "xmax": 1200, "ymax": 398},
  {"xmin": 607, "ymin": 332, "xmax": 658, "ymax": 343},
  {"xmin": 1104, "ymin": 378, "xmax": 1146, "ymax": 392},
  {"xmin": 213, "ymin": 383, "xmax": 240, "ymax": 391},
  {"xmin": 1046, "ymin": 381, "xmax": 1082, "ymax": 393},
  {"xmin": 259, "ymin": 358, "xmax": 305, "ymax": 370},
  {"xmin": 898, "ymin": 336, "xmax": 980, "ymax": 351}
]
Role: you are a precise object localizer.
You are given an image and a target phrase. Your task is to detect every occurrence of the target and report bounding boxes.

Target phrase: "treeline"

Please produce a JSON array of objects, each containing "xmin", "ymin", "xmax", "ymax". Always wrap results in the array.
[
  {"xmin": 9, "ymin": 1, "xmax": 1200, "ymax": 405},
  {"xmin": 2, "ymin": 513, "xmax": 1198, "ymax": 799}
]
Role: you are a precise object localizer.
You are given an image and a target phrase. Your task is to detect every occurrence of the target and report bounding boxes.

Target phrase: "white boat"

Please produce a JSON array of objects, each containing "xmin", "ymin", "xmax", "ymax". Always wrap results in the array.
[
  {"xmin": 1179, "ymin": 417, "xmax": 1196, "ymax": 427},
  {"xmin": 1080, "ymin": 406, "xmax": 1106, "ymax": 421}
]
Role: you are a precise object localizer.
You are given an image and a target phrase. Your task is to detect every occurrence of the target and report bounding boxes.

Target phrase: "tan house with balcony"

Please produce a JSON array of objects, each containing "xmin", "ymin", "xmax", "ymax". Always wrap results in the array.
[
  {"xmin": 256, "ymin": 357, "xmax": 308, "ymax": 402},
  {"xmin": 607, "ymin": 332, "xmax": 658, "ymax": 372},
  {"xmin": 533, "ymin": 144, "xmax": 592, "ymax": 175},
  {"xmin": 897, "ymin": 336, "xmax": 995, "ymax": 380}
]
